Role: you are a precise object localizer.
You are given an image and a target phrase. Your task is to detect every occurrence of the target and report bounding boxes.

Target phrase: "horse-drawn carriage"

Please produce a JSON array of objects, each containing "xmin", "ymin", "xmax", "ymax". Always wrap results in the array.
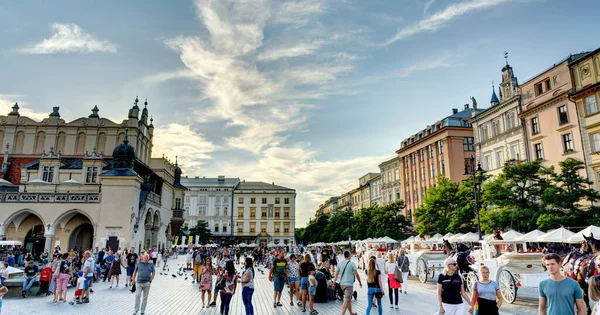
[{"xmin": 404, "ymin": 235, "xmax": 447, "ymax": 283}]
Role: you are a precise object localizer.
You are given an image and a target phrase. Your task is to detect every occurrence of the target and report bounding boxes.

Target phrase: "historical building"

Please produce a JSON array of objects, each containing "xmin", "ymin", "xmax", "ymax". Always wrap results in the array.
[
  {"xmin": 397, "ymin": 104, "xmax": 481, "ymax": 224},
  {"xmin": 0, "ymin": 98, "xmax": 183, "ymax": 256},
  {"xmin": 233, "ymin": 181, "xmax": 296, "ymax": 246},
  {"xmin": 338, "ymin": 191, "xmax": 351, "ymax": 212},
  {"xmin": 179, "ymin": 176, "xmax": 239, "ymax": 244},
  {"xmin": 368, "ymin": 174, "xmax": 382, "ymax": 206},
  {"xmin": 358, "ymin": 173, "xmax": 377, "ymax": 210},
  {"xmin": 470, "ymin": 59, "xmax": 526, "ymax": 176},
  {"xmin": 570, "ymin": 48, "xmax": 600, "ymax": 190},
  {"xmin": 520, "ymin": 54, "xmax": 588, "ymax": 173},
  {"xmin": 315, "ymin": 196, "xmax": 339, "ymax": 217},
  {"xmin": 378, "ymin": 156, "xmax": 401, "ymax": 206}
]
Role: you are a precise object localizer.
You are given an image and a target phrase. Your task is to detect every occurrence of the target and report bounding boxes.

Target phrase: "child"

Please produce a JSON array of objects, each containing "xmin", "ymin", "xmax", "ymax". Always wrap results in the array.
[
  {"xmin": 0, "ymin": 286, "xmax": 7, "ymax": 313},
  {"xmin": 68, "ymin": 271, "xmax": 86, "ymax": 305},
  {"xmin": 308, "ymin": 265, "xmax": 318, "ymax": 315}
]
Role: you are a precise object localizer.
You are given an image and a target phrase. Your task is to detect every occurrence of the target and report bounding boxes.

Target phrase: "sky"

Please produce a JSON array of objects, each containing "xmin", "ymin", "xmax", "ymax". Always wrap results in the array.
[{"xmin": 1, "ymin": 0, "xmax": 599, "ymax": 227}]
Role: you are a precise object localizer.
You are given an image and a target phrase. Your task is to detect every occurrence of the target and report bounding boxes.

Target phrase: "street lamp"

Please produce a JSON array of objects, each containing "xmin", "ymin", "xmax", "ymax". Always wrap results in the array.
[
  {"xmin": 347, "ymin": 208, "xmax": 352, "ymax": 249},
  {"xmin": 308, "ymin": 217, "xmax": 312, "ymax": 245},
  {"xmin": 464, "ymin": 156, "xmax": 483, "ymax": 240}
]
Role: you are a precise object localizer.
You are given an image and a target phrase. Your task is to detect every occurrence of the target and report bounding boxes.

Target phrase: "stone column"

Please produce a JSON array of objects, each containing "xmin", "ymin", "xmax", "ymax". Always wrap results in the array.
[{"xmin": 44, "ymin": 234, "xmax": 54, "ymax": 254}]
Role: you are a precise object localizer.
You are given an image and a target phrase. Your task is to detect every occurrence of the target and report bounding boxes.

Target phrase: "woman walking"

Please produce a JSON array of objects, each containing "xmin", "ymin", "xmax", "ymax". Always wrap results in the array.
[
  {"xmin": 287, "ymin": 254, "xmax": 301, "ymax": 306},
  {"xmin": 437, "ymin": 257, "xmax": 471, "ymax": 315},
  {"xmin": 200, "ymin": 257, "xmax": 214, "ymax": 307},
  {"xmin": 239, "ymin": 257, "xmax": 255, "ymax": 315},
  {"xmin": 469, "ymin": 265, "xmax": 502, "ymax": 315},
  {"xmin": 385, "ymin": 253, "xmax": 400, "ymax": 309},
  {"xmin": 397, "ymin": 249, "xmax": 410, "ymax": 294},
  {"xmin": 162, "ymin": 249, "xmax": 169, "ymax": 270},
  {"xmin": 55, "ymin": 253, "xmax": 71, "ymax": 302},
  {"xmin": 219, "ymin": 260, "xmax": 238, "ymax": 315},
  {"xmin": 109, "ymin": 253, "xmax": 122, "ymax": 288},
  {"xmin": 366, "ymin": 258, "xmax": 384, "ymax": 315},
  {"xmin": 299, "ymin": 254, "xmax": 314, "ymax": 312}
]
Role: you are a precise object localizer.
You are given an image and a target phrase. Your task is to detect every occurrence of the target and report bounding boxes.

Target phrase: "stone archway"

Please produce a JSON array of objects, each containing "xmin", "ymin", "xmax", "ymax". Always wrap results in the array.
[
  {"xmin": 24, "ymin": 225, "xmax": 45, "ymax": 258},
  {"xmin": 143, "ymin": 209, "xmax": 153, "ymax": 250},
  {"xmin": 68, "ymin": 222, "xmax": 94, "ymax": 252},
  {"xmin": 52, "ymin": 210, "xmax": 95, "ymax": 252},
  {"xmin": 2, "ymin": 210, "xmax": 47, "ymax": 257},
  {"xmin": 151, "ymin": 212, "xmax": 160, "ymax": 249}
]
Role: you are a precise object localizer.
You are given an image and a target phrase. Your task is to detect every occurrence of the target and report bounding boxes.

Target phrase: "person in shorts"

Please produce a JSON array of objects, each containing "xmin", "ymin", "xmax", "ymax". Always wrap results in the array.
[
  {"xmin": 68, "ymin": 271, "xmax": 86, "ymax": 305},
  {"xmin": 299, "ymin": 253, "xmax": 315, "ymax": 312},
  {"xmin": 308, "ymin": 265, "xmax": 318, "ymax": 315},
  {"xmin": 125, "ymin": 247, "xmax": 138, "ymax": 287},
  {"xmin": 193, "ymin": 249, "xmax": 203, "ymax": 284},
  {"xmin": 333, "ymin": 251, "xmax": 362, "ymax": 315},
  {"xmin": 287, "ymin": 254, "xmax": 301, "ymax": 306},
  {"xmin": 269, "ymin": 250, "xmax": 288, "ymax": 308}
]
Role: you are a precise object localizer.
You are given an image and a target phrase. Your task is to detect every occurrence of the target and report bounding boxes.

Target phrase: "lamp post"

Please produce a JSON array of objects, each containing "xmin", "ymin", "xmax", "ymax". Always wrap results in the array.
[
  {"xmin": 464, "ymin": 156, "xmax": 483, "ymax": 240},
  {"xmin": 308, "ymin": 217, "xmax": 312, "ymax": 245},
  {"xmin": 347, "ymin": 208, "xmax": 352, "ymax": 249}
]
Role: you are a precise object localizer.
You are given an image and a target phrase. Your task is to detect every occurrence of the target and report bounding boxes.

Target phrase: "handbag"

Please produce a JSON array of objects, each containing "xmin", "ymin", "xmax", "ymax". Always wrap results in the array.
[
  {"xmin": 374, "ymin": 290, "xmax": 383, "ymax": 299},
  {"xmin": 395, "ymin": 257, "xmax": 405, "ymax": 283}
]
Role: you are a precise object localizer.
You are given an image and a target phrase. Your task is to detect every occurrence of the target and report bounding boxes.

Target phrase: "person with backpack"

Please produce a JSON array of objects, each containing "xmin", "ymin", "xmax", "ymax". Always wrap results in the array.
[
  {"xmin": 396, "ymin": 249, "xmax": 410, "ymax": 294},
  {"xmin": 193, "ymin": 249, "xmax": 203, "ymax": 284},
  {"xmin": 55, "ymin": 253, "xmax": 72, "ymax": 303}
]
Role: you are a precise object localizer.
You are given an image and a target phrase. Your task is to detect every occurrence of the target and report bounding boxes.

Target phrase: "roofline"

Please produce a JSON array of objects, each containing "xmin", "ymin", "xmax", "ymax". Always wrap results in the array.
[
  {"xmin": 395, "ymin": 125, "xmax": 473, "ymax": 154},
  {"xmin": 569, "ymin": 48, "xmax": 600, "ymax": 66},
  {"xmin": 520, "ymin": 55, "xmax": 571, "ymax": 86}
]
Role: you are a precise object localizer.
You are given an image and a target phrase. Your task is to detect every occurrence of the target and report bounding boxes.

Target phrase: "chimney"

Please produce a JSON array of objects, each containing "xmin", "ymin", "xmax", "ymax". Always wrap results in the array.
[
  {"xmin": 452, "ymin": 108, "xmax": 458, "ymax": 114},
  {"xmin": 464, "ymin": 104, "xmax": 469, "ymax": 109}
]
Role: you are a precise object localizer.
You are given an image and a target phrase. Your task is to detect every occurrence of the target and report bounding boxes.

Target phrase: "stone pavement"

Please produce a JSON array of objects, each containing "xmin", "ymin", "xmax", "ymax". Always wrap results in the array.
[{"xmin": 2, "ymin": 255, "xmax": 538, "ymax": 315}]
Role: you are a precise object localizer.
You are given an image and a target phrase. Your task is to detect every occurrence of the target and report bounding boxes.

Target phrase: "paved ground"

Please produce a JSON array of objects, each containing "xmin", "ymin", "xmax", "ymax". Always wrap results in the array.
[{"xmin": 2, "ymin": 255, "xmax": 540, "ymax": 314}]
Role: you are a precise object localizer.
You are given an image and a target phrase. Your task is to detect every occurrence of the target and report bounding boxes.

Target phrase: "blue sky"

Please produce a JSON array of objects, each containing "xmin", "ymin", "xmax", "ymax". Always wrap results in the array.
[{"xmin": 1, "ymin": 0, "xmax": 599, "ymax": 227}]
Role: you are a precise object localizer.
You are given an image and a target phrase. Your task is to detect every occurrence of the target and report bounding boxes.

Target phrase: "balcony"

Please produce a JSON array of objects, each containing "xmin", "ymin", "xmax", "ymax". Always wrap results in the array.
[
  {"xmin": 147, "ymin": 192, "xmax": 162, "ymax": 205},
  {"xmin": 0, "ymin": 192, "xmax": 101, "ymax": 203}
]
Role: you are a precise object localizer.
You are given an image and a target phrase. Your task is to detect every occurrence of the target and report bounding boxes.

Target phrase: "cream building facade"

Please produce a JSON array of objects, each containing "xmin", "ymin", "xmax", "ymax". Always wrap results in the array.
[
  {"xmin": 180, "ymin": 176, "xmax": 239, "ymax": 244},
  {"xmin": 233, "ymin": 181, "xmax": 296, "ymax": 245},
  {"xmin": 368, "ymin": 174, "xmax": 382, "ymax": 206},
  {"xmin": 570, "ymin": 48, "xmax": 600, "ymax": 190},
  {"xmin": 520, "ymin": 54, "xmax": 588, "ymax": 172},
  {"xmin": 471, "ymin": 62, "xmax": 526, "ymax": 175},
  {"xmin": 379, "ymin": 156, "xmax": 401, "ymax": 205},
  {"xmin": 0, "ymin": 99, "xmax": 183, "ymax": 256}
]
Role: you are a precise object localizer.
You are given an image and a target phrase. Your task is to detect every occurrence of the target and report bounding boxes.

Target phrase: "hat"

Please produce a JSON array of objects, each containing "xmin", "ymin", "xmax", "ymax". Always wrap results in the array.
[{"xmin": 77, "ymin": 271, "xmax": 84, "ymax": 276}]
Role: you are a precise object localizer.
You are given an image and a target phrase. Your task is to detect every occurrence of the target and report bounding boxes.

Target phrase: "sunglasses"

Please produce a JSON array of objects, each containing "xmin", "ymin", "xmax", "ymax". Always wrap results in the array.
[{"xmin": 448, "ymin": 263, "xmax": 457, "ymax": 266}]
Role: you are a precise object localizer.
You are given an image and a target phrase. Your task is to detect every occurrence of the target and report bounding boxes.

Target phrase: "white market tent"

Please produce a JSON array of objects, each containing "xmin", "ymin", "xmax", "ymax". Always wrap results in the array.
[
  {"xmin": 515, "ymin": 230, "xmax": 545, "ymax": 242},
  {"xmin": 567, "ymin": 225, "xmax": 600, "ymax": 243},
  {"xmin": 460, "ymin": 232, "xmax": 480, "ymax": 242},
  {"xmin": 376, "ymin": 236, "xmax": 398, "ymax": 243},
  {"xmin": 308, "ymin": 242, "xmax": 326, "ymax": 247},
  {"xmin": 448, "ymin": 233, "xmax": 464, "ymax": 243},
  {"xmin": 0, "ymin": 241, "xmax": 22, "ymax": 246},
  {"xmin": 501, "ymin": 230, "xmax": 523, "ymax": 240},
  {"xmin": 442, "ymin": 233, "xmax": 454, "ymax": 241},
  {"xmin": 247, "ymin": 243, "xmax": 258, "ymax": 248},
  {"xmin": 267, "ymin": 242, "xmax": 278, "ymax": 247},
  {"xmin": 538, "ymin": 227, "xmax": 574, "ymax": 242},
  {"xmin": 427, "ymin": 233, "xmax": 443, "ymax": 243}
]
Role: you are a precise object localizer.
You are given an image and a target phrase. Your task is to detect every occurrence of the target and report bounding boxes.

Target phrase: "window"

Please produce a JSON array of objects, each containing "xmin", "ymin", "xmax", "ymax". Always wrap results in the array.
[
  {"xmin": 429, "ymin": 145, "xmax": 434, "ymax": 158},
  {"xmin": 215, "ymin": 206, "xmax": 220, "ymax": 216},
  {"xmin": 223, "ymin": 196, "xmax": 229, "ymax": 203},
  {"xmin": 510, "ymin": 143, "xmax": 519, "ymax": 159},
  {"xmin": 238, "ymin": 197, "xmax": 244, "ymax": 204},
  {"xmin": 421, "ymin": 167, "xmax": 425, "ymax": 180},
  {"xmin": 545, "ymin": 79, "xmax": 551, "ymax": 91},
  {"xmin": 480, "ymin": 126, "xmax": 489, "ymax": 141},
  {"xmin": 558, "ymin": 105, "xmax": 568, "ymax": 124},
  {"xmin": 275, "ymin": 198, "xmax": 280, "ymax": 204},
  {"xmin": 199, "ymin": 206, "xmax": 207, "ymax": 216},
  {"xmin": 563, "ymin": 133, "xmax": 574, "ymax": 152},
  {"xmin": 215, "ymin": 196, "xmax": 220, "ymax": 203},
  {"xmin": 492, "ymin": 120, "xmax": 501, "ymax": 136},
  {"xmin": 261, "ymin": 208, "xmax": 267, "ymax": 218},
  {"xmin": 237, "ymin": 224, "xmax": 243, "ymax": 233},
  {"xmin": 250, "ymin": 208, "xmax": 256, "ymax": 218},
  {"xmin": 42, "ymin": 166, "xmax": 54, "ymax": 182},
  {"xmin": 463, "ymin": 137, "xmax": 474, "ymax": 151},
  {"xmin": 238, "ymin": 209, "xmax": 244, "ymax": 218},
  {"xmin": 262, "ymin": 197, "xmax": 267, "ymax": 204},
  {"xmin": 284, "ymin": 198, "xmax": 290, "ymax": 204},
  {"xmin": 534, "ymin": 143, "xmax": 544, "ymax": 160},
  {"xmin": 505, "ymin": 112, "xmax": 514, "ymax": 130},
  {"xmin": 440, "ymin": 160, "xmax": 445, "ymax": 175},
  {"xmin": 184, "ymin": 196, "xmax": 189, "ymax": 203},
  {"xmin": 495, "ymin": 151, "xmax": 504, "ymax": 169},
  {"xmin": 284, "ymin": 209, "xmax": 290, "ymax": 218},
  {"xmin": 215, "ymin": 224, "xmax": 219, "ymax": 232},
  {"xmin": 535, "ymin": 83, "xmax": 543, "ymax": 96},
  {"xmin": 223, "ymin": 225, "xmax": 227, "ymax": 233},
  {"xmin": 275, "ymin": 225, "xmax": 280, "ymax": 233},
  {"xmin": 592, "ymin": 133, "xmax": 600, "ymax": 152},
  {"xmin": 412, "ymin": 169, "xmax": 417, "ymax": 182},
  {"xmin": 437, "ymin": 140, "xmax": 444, "ymax": 154},
  {"xmin": 199, "ymin": 196, "xmax": 207, "ymax": 203},
  {"xmin": 275, "ymin": 209, "xmax": 280, "ymax": 218},
  {"xmin": 261, "ymin": 224, "xmax": 267, "ymax": 233},
  {"xmin": 586, "ymin": 95, "xmax": 598, "ymax": 115},
  {"xmin": 284, "ymin": 225, "xmax": 289, "ymax": 233},
  {"xmin": 531, "ymin": 117, "xmax": 540, "ymax": 135},
  {"xmin": 175, "ymin": 198, "xmax": 182, "ymax": 209},
  {"xmin": 430, "ymin": 163, "xmax": 435, "ymax": 178},
  {"xmin": 224, "ymin": 207, "xmax": 228, "ymax": 216},
  {"xmin": 420, "ymin": 149, "xmax": 425, "ymax": 161},
  {"xmin": 250, "ymin": 198, "xmax": 256, "ymax": 204},
  {"xmin": 250, "ymin": 225, "xmax": 255, "ymax": 233},
  {"xmin": 412, "ymin": 153, "xmax": 417, "ymax": 165},
  {"xmin": 85, "ymin": 166, "xmax": 98, "ymax": 183},
  {"xmin": 483, "ymin": 155, "xmax": 492, "ymax": 171},
  {"xmin": 394, "ymin": 169, "xmax": 399, "ymax": 181},
  {"xmin": 388, "ymin": 171, "xmax": 392, "ymax": 183}
]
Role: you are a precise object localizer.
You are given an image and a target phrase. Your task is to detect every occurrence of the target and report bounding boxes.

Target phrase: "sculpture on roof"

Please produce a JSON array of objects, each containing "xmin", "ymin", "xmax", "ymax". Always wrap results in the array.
[
  {"xmin": 50, "ymin": 106, "xmax": 60, "ymax": 117},
  {"xmin": 470, "ymin": 96, "xmax": 477, "ymax": 109}
]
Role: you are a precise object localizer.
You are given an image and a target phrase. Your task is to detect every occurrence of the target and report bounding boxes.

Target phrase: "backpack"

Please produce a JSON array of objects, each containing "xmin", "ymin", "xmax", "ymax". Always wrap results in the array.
[
  {"xmin": 59, "ymin": 260, "xmax": 71, "ymax": 274},
  {"xmin": 194, "ymin": 252, "xmax": 203, "ymax": 265}
]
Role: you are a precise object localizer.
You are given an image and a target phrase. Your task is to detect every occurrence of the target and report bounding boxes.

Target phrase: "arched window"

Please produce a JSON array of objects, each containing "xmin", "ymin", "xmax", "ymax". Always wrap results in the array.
[
  {"xmin": 34, "ymin": 131, "xmax": 46, "ymax": 154},
  {"xmin": 117, "ymin": 133, "xmax": 125, "ymax": 145},
  {"xmin": 76, "ymin": 132, "xmax": 86, "ymax": 154},
  {"xmin": 14, "ymin": 131, "xmax": 25, "ymax": 154},
  {"xmin": 96, "ymin": 133, "xmax": 106, "ymax": 154},
  {"xmin": 56, "ymin": 132, "xmax": 66, "ymax": 154}
]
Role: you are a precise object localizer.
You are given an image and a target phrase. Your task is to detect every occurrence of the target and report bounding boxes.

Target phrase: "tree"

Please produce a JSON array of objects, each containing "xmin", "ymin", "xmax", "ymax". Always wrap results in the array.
[
  {"xmin": 538, "ymin": 158, "xmax": 600, "ymax": 229},
  {"xmin": 188, "ymin": 220, "xmax": 212, "ymax": 244}
]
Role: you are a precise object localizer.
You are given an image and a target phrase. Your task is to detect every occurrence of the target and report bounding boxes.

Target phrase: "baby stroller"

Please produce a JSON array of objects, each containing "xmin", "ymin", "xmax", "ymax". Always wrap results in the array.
[{"xmin": 36, "ymin": 266, "xmax": 53, "ymax": 296}]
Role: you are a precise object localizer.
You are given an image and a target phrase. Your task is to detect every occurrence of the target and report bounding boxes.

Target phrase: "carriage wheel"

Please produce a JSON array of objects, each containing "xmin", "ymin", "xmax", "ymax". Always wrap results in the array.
[
  {"xmin": 417, "ymin": 258, "xmax": 428, "ymax": 283},
  {"xmin": 465, "ymin": 271, "xmax": 478, "ymax": 293},
  {"xmin": 498, "ymin": 268, "xmax": 517, "ymax": 304}
]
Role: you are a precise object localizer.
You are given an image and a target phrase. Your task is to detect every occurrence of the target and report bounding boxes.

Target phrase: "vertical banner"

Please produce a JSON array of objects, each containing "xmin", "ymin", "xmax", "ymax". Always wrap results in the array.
[
  {"xmin": 174, "ymin": 236, "xmax": 179, "ymax": 246},
  {"xmin": 195, "ymin": 235, "xmax": 200, "ymax": 245},
  {"xmin": 188, "ymin": 236, "xmax": 193, "ymax": 245}
]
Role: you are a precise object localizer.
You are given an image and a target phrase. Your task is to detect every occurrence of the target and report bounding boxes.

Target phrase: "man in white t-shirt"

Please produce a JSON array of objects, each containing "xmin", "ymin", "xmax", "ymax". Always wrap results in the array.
[
  {"xmin": 82, "ymin": 251, "xmax": 94, "ymax": 303},
  {"xmin": 150, "ymin": 249, "xmax": 158, "ymax": 265}
]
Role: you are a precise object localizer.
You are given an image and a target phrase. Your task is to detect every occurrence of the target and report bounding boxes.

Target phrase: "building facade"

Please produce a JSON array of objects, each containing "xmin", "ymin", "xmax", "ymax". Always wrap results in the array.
[
  {"xmin": 180, "ymin": 176, "xmax": 240, "ymax": 244},
  {"xmin": 368, "ymin": 174, "xmax": 382, "ymax": 206},
  {"xmin": 397, "ymin": 104, "xmax": 480, "ymax": 224},
  {"xmin": 233, "ymin": 181, "xmax": 296, "ymax": 246},
  {"xmin": 0, "ymin": 99, "xmax": 181, "ymax": 256},
  {"xmin": 379, "ymin": 156, "xmax": 401, "ymax": 206},
  {"xmin": 520, "ymin": 55, "xmax": 587, "ymax": 173},
  {"xmin": 471, "ymin": 62, "xmax": 526, "ymax": 176},
  {"xmin": 570, "ymin": 48, "xmax": 600, "ymax": 190}
]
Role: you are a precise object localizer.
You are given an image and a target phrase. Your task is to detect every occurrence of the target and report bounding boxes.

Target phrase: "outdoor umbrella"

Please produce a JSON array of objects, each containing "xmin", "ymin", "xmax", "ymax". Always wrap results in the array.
[
  {"xmin": 501, "ymin": 230, "xmax": 523, "ymax": 240},
  {"xmin": 515, "ymin": 230, "xmax": 545, "ymax": 242},
  {"xmin": 27, "ymin": 179, "xmax": 51, "ymax": 185},
  {"xmin": 461, "ymin": 232, "xmax": 480, "ymax": 242}
]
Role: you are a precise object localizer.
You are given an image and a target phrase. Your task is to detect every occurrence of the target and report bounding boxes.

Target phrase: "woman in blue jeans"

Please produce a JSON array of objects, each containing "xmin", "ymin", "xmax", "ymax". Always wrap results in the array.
[
  {"xmin": 219, "ymin": 260, "xmax": 238, "ymax": 315},
  {"xmin": 366, "ymin": 258, "xmax": 384, "ymax": 315},
  {"xmin": 239, "ymin": 257, "xmax": 255, "ymax": 315}
]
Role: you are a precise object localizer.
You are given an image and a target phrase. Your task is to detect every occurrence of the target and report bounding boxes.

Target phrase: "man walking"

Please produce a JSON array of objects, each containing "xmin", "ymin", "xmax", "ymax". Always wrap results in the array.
[
  {"xmin": 333, "ymin": 251, "xmax": 362, "ymax": 315},
  {"xmin": 132, "ymin": 254, "xmax": 155, "ymax": 315},
  {"xmin": 269, "ymin": 250, "xmax": 288, "ymax": 308},
  {"xmin": 82, "ymin": 250, "xmax": 94, "ymax": 303},
  {"xmin": 125, "ymin": 247, "xmax": 138, "ymax": 287},
  {"xmin": 539, "ymin": 253, "xmax": 585, "ymax": 315}
]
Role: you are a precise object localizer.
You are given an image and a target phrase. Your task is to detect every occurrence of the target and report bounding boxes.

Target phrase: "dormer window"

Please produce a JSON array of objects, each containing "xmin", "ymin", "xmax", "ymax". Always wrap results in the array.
[
  {"xmin": 42, "ymin": 166, "xmax": 55, "ymax": 182},
  {"xmin": 86, "ymin": 166, "xmax": 98, "ymax": 184}
]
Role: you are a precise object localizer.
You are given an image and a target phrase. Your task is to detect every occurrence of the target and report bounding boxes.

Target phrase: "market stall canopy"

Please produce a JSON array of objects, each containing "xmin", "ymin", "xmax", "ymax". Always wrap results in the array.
[
  {"xmin": 427, "ymin": 233, "xmax": 443, "ymax": 243},
  {"xmin": 448, "ymin": 233, "xmax": 464, "ymax": 243},
  {"xmin": 27, "ymin": 179, "xmax": 51, "ymax": 185},
  {"xmin": 308, "ymin": 242, "xmax": 326, "ymax": 247},
  {"xmin": 515, "ymin": 230, "xmax": 545, "ymax": 242},
  {"xmin": 0, "ymin": 241, "xmax": 22, "ymax": 246},
  {"xmin": 538, "ymin": 227, "xmax": 574, "ymax": 243},
  {"xmin": 567, "ymin": 225, "xmax": 600, "ymax": 243},
  {"xmin": 401, "ymin": 236, "xmax": 415, "ymax": 243},
  {"xmin": 501, "ymin": 230, "xmax": 523, "ymax": 240},
  {"xmin": 267, "ymin": 242, "xmax": 278, "ymax": 247},
  {"xmin": 460, "ymin": 232, "xmax": 480, "ymax": 242},
  {"xmin": 376, "ymin": 236, "xmax": 398, "ymax": 243},
  {"xmin": 238, "ymin": 243, "xmax": 248, "ymax": 247},
  {"xmin": 443, "ymin": 233, "xmax": 454, "ymax": 240},
  {"xmin": 247, "ymin": 243, "xmax": 258, "ymax": 248}
]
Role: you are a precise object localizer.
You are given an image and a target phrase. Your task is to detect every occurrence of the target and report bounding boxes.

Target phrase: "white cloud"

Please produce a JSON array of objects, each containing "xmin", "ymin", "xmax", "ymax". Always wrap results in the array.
[
  {"xmin": 272, "ymin": 0, "xmax": 326, "ymax": 29},
  {"xmin": 384, "ymin": 0, "xmax": 513, "ymax": 45},
  {"xmin": 151, "ymin": 123, "xmax": 216, "ymax": 173},
  {"xmin": 424, "ymin": 0, "xmax": 436, "ymax": 14},
  {"xmin": 257, "ymin": 40, "xmax": 323, "ymax": 61},
  {"xmin": 18, "ymin": 23, "xmax": 117, "ymax": 54},
  {"xmin": 0, "ymin": 95, "xmax": 48, "ymax": 121}
]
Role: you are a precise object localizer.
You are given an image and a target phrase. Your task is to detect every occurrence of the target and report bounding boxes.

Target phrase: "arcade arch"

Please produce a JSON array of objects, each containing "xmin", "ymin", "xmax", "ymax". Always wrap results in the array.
[{"xmin": 2, "ymin": 209, "xmax": 46, "ymax": 257}]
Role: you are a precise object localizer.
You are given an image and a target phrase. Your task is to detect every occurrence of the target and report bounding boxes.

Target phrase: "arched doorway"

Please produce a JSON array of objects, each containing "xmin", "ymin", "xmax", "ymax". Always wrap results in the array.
[
  {"xmin": 69, "ymin": 222, "xmax": 94, "ymax": 252},
  {"xmin": 144, "ymin": 210, "xmax": 153, "ymax": 250},
  {"xmin": 151, "ymin": 212, "xmax": 160, "ymax": 249},
  {"xmin": 24, "ymin": 225, "xmax": 46, "ymax": 258}
]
